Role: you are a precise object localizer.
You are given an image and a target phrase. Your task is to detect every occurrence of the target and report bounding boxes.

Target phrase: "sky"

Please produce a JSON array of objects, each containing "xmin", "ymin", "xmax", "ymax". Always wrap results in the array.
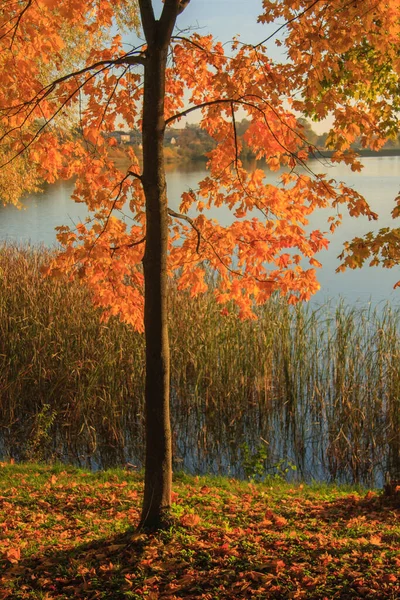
[
  {"xmin": 123, "ymin": 1, "xmax": 330, "ymax": 134},
  {"xmin": 165, "ymin": 0, "xmax": 276, "ymax": 48},
  {"xmin": 125, "ymin": 1, "xmax": 285, "ymax": 61}
]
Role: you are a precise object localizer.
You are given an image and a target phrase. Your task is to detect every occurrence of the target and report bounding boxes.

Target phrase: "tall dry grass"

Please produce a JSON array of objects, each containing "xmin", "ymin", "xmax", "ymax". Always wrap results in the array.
[
  {"xmin": 0, "ymin": 244, "xmax": 145, "ymax": 468},
  {"xmin": 0, "ymin": 244, "xmax": 399, "ymax": 484}
]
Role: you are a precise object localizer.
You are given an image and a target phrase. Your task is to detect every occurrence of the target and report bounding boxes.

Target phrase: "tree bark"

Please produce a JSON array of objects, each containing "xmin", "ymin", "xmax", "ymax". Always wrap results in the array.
[{"xmin": 138, "ymin": 3, "xmax": 178, "ymax": 530}]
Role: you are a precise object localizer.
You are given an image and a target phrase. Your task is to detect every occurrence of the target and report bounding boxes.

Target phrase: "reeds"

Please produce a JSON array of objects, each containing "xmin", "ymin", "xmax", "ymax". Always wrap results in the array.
[
  {"xmin": 0, "ymin": 244, "xmax": 399, "ymax": 485},
  {"xmin": 0, "ymin": 244, "xmax": 145, "ymax": 468}
]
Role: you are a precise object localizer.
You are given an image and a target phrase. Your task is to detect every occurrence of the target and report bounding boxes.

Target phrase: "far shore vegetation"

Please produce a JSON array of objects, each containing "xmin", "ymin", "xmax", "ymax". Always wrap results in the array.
[
  {"xmin": 107, "ymin": 118, "xmax": 400, "ymax": 164},
  {"xmin": 0, "ymin": 244, "xmax": 399, "ymax": 486}
]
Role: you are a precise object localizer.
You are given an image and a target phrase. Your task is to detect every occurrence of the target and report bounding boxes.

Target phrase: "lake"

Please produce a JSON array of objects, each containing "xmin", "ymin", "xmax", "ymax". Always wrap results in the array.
[{"xmin": 1, "ymin": 155, "xmax": 399, "ymax": 304}]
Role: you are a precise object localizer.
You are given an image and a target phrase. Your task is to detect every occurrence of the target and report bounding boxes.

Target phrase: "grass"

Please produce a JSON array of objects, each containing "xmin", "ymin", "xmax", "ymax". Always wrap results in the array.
[
  {"xmin": 0, "ymin": 244, "xmax": 399, "ymax": 485},
  {"xmin": 0, "ymin": 463, "xmax": 399, "ymax": 599}
]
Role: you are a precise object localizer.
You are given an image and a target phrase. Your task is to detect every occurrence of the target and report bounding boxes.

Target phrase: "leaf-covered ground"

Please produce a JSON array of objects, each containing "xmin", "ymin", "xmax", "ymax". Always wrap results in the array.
[{"xmin": 0, "ymin": 464, "xmax": 399, "ymax": 599}]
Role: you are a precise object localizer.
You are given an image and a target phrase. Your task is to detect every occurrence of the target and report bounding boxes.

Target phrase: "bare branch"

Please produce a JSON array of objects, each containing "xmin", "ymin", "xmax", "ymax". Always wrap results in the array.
[
  {"xmin": 159, "ymin": 0, "xmax": 184, "ymax": 47},
  {"xmin": 168, "ymin": 207, "xmax": 201, "ymax": 253},
  {"xmin": 138, "ymin": 0, "xmax": 156, "ymax": 43},
  {"xmin": 165, "ymin": 98, "xmax": 236, "ymax": 125}
]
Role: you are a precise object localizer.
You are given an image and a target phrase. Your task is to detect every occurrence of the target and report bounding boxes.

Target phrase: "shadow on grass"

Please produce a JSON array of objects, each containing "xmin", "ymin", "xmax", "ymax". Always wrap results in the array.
[
  {"xmin": 302, "ymin": 489, "xmax": 400, "ymax": 524},
  {"xmin": 0, "ymin": 527, "xmax": 149, "ymax": 599}
]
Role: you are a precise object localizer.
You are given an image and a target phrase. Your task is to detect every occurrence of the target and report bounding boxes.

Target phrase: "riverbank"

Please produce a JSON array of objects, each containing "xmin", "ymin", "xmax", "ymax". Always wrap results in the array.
[{"xmin": 0, "ymin": 463, "xmax": 398, "ymax": 599}]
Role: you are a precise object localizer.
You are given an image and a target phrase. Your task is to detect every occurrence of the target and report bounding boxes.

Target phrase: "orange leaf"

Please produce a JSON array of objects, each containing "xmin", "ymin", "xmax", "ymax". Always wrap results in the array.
[
  {"xmin": 369, "ymin": 535, "xmax": 382, "ymax": 546},
  {"xmin": 6, "ymin": 547, "xmax": 21, "ymax": 563},
  {"xmin": 274, "ymin": 559, "xmax": 286, "ymax": 573},
  {"xmin": 180, "ymin": 513, "xmax": 200, "ymax": 527},
  {"xmin": 274, "ymin": 516, "xmax": 288, "ymax": 528},
  {"xmin": 171, "ymin": 491, "xmax": 179, "ymax": 502},
  {"xmin": 383, "ymin": 574, "xmax": 397, "ymax": 583}
]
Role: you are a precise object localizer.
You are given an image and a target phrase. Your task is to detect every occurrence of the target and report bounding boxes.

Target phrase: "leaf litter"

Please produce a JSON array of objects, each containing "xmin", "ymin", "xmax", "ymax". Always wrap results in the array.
[{"xmin": 0, "ymin": 463, "xmax": 398, "ymax": 599}]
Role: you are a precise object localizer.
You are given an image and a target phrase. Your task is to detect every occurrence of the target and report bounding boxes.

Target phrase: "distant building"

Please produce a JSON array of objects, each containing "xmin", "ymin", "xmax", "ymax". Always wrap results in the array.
[
  {"xmin": 120, "ymin": 134, "xmax": 131, "ymax": 144},
  {"xmin": 170, "ymin": 137, "xmax": 176, "ymax": 145}
]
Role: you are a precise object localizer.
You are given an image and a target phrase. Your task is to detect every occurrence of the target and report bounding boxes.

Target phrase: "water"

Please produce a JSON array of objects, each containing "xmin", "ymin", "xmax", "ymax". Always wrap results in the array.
[{"xmin": 1, "ymin": 156, "xmax": 399, "ymax": 304}]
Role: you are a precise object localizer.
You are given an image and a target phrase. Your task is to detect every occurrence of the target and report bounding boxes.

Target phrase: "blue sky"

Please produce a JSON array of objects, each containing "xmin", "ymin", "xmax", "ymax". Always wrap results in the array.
[
  {"xmin": 171, "ymin": 0, "xmax": 274, "ymax": 45},
  {"xmin": 125, "ymin": 1, "xmax": 283, "ymax": 59}
]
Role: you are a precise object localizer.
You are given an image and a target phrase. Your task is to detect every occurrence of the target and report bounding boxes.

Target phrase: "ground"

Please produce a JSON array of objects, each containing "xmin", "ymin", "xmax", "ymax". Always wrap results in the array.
[{"xmin": 0, "ymin": 463, "xmax": 399, "ymax": 599}]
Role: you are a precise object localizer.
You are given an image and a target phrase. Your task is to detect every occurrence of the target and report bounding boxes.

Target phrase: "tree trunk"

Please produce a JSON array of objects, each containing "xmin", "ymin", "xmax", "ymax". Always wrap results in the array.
[{"xmin": 139, "ymin": 28, "xmax": 172, "ymax": 530}]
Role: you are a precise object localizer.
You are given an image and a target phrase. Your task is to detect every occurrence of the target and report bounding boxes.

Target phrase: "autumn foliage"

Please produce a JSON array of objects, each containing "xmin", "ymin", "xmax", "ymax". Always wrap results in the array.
[{"xmin": 0, "ymin": 0, "xmax": 398, "ymax": 329}]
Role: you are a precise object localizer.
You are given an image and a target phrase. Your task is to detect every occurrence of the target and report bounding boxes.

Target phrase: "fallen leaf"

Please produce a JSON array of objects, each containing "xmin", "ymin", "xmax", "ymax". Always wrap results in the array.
[
  {"xmin": 180, "ymin": 513, "xmax": 200, "ymax": 527},
  {"xmin": 6, "ymin": 548, "xmax": 21, "ymax": 564},
  {"xmin": 369, "ymin": 535, "xmax": 382, "ymax": 546}
]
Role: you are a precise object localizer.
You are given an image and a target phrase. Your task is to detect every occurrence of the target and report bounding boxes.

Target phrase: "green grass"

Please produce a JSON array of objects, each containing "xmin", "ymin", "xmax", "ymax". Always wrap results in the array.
[
  {"xmin": 0, "ymin": 463, "xmax": 399, "ymax": 599},
  {"xmin": 0, "ymin": 243, "xmax": 399, "ymax": 485}
]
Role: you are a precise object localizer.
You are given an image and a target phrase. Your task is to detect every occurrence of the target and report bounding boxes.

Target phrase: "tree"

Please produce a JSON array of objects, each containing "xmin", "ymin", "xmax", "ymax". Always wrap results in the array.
[{"xmin": 0, "ymin": 0, "xmax": 399, "ymax": 529}]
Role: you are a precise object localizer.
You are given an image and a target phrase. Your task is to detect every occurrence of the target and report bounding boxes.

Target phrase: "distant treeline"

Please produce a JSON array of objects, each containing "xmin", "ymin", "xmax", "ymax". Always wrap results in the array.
[{"xmin": 110, "ymin": 118, "xmax": 400, "ymax": 163}]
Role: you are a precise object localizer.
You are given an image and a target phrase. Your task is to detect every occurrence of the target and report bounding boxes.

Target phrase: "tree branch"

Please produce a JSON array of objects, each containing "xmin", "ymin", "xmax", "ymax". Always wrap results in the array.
[
  {"xmin": 229, "ymin": 102, "xmax": 269, "ymax": 220},
  {"xmin": 87, "ymin": 170, "xmax": 143, "ymax": 258},
  {"xmin": 1, "ymin": 50, "xmax": 145, "ymax": 118},
  {"xmin": 9, "ymin": 0, "xmax": 32, "ymax": 48},
  {"xmin": 165, "ymin": 98, "xmax": 237, "ymax": 125},
  {"xmin": 128, "ymin": 170, "xmax": 143, "ymax": 180},
  {"xmin": 168, "ymin": 207, "xmax": 201, "ymax": 253},
  {"xmin": 159, "ymin": 0, "xmax": 185, "ymax": 48},
  {"xmin": 168, "ymin": 207, "xmax": 274, "ymax": 285},
  {"xmin": 230, "ymin": 102, "xmax": 239, "ymax": 168},
  {"xmin": 171, "ymin": 34, "xmax": 208, "ymax": 54},
  {"xmin": 96, "ymin": 66, "xmax": 130, "ymax": 151},
  {"xmin": 139, "ymin": 0, "xmax": 156, "ymax": 43},
  {"xmin": 0, "ymin": 64, "xmax": 112, "ymax": 168},
  {"xmin": 165, "ymin": 95, "xmax": 331, "ymax": 192},
  {"xmin": 110, "ymin": 237, "xmax": 146, "ymax": 256}
]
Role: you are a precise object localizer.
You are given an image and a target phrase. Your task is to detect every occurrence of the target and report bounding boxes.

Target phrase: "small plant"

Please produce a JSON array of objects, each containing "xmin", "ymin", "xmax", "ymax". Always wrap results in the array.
[
  {"xmin": 241, "ymin": 441, "xmax": 268, "ymax": 481},
  {"xmin": 241, "ymin": 441, "xmax": 297, "ymax": 482},
  {"xmin": 272, "ymin": 457, "xmax": 297, "ymax": 481},
  {"xmin": 25, "ymin": 403, "xmax": 57, "ymax": 462}
]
